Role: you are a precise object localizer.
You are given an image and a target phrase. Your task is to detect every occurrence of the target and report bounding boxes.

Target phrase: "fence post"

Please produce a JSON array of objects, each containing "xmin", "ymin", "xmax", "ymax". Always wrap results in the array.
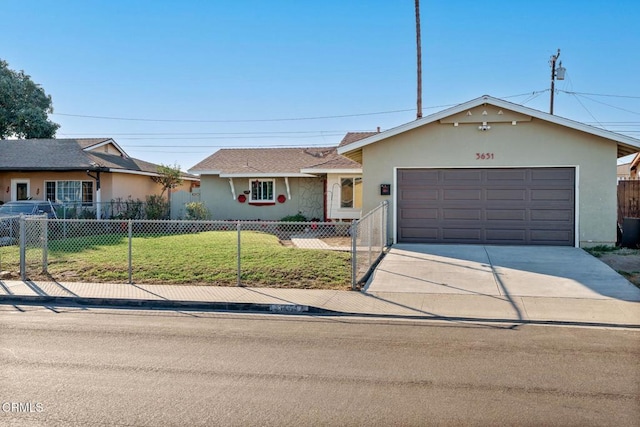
[
  {"xmin": 237, "ymin": 221, "xmax": 242, "ymax": 287},
  {"xmin": 42, "ymin": 217, "xmax": 48, "ymax": 274},
  {"xmin": 368, "ymin": 216, "xmax": 373, "ymax": 267},
  {"xmin": 351, "ymin": 222, "xmax": 357, "ymax": 290},
  {"xmin": 128, "ymin": 220, "xmax": 133, "ymax": 284},
  {"xmin": 19, "ymin": 215, "xmax": 26, "ymax": 281}
]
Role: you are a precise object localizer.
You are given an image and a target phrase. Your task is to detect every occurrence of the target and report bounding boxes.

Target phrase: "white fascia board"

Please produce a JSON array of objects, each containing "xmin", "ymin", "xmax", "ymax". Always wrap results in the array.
[
  {"xmin": 300, "ymin": 168, "xmax": 363, "ymax": 174},
  {"xmin": 218, "ymin": 172, "xmax": 317, "ymax": 178},
  {"xmin": 337, "ymin": 95, "xmax": 640, "ymax": 155},
  {"xmin": 187, "ymin": 169, "xmax": 221, "ymax": 175},
  {"xmin": 110, "ymin": 169, "xmax": 200, "ymax": 181}
]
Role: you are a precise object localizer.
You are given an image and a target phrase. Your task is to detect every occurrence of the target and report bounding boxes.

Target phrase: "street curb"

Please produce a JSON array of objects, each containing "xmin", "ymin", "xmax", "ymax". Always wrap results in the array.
[
  {"xmin": 0, "ymin": 295, "xmax": 338, "ymax": 315},
  {"xmin": 1, "ymin": 294, "xmax": 639, "ymax": 329}
]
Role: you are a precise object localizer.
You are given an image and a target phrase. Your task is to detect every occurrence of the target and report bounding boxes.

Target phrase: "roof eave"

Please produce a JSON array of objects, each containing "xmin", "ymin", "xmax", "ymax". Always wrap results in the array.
[
  {"xmin": 337, "ymin": 95, "xmax": 640, "ymax": 156},
  {"xmin": 300, "ymin": 168, "xmax": 362, "ymax": 174}
]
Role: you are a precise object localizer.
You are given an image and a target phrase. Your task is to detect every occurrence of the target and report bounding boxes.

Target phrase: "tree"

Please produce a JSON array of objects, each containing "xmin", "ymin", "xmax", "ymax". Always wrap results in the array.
[
  {"xmin": 0, "ymin": 59, "xmax": 60, "ymax": 139},
  {"xmin": 151, "ymin": 164, "xmax": 184, "ymax": 197}
]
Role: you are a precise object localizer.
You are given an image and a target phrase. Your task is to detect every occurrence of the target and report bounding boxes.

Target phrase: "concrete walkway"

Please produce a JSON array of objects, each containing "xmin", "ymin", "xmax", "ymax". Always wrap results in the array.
[
  {"xmin": 0, "ymin": 277, "xmax": 638, "ymax": 327},
  {"xmin": 1, "ymin": 244, "xmax": 638, "ymax": 327}
]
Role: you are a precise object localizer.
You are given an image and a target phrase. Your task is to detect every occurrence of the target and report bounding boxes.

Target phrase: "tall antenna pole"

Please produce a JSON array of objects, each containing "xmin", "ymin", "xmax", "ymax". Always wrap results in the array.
[
  {"xmin": 549, "ymin": 49, "xmax": 560, "ymax": 115},
  {"xmin": 415, "ymin": 0, "xmax": 422, "ymax": 119}
]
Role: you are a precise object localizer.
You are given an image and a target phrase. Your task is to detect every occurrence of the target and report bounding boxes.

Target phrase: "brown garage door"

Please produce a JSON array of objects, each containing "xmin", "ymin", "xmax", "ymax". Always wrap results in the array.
[{"xmin": 397, "ymin": 168, "xmax": 575, "ymax": 245}]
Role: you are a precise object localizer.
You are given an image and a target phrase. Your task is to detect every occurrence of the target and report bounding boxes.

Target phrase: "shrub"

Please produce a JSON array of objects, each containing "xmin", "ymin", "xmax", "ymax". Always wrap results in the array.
[
  {"xmin": 185, "ymin": 202, "xmax": 211, "ymax": 220},
  {"xmin": 280, "ymin": 212, "xmax": 307, "ymax": 222},
  {"xmin": 145, "ymin": 195, "xmax": 169, "ymax": 220}
]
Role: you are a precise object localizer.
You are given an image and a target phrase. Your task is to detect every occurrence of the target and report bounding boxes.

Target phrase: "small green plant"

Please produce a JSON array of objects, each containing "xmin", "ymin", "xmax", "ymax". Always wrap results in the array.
[
  {"xmin": 280, "ymin": 212, "xmax": 307, "ymax": 222},
  {"xmin": 185, "ymin": 202, "xmax": 211, "ymax": 220}
]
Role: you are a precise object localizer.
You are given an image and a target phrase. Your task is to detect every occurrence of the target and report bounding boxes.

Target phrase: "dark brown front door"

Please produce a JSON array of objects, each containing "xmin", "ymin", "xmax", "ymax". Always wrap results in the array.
[
  {"xmin": 397, "ymin": 168, "xmax": 575, "ymax": 246},
  {"xmin": 16, "ymin": 183, "xmax": 28, "ymax": 200}
]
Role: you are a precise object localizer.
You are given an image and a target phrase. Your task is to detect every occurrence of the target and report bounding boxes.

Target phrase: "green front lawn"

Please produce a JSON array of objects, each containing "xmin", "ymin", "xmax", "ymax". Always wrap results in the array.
[{"xmin": 7, "ymin": 231, "xmax": 351, "ymax": 289}]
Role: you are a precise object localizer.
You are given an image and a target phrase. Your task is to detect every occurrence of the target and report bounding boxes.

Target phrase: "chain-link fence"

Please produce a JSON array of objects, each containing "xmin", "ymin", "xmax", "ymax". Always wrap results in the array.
[
  {"xmin": 12, "ymin": 217, "xmax": 352, "ymax": 289},
  {"xmin": 3, "ymin": 203, "xmax": 389, "ymax": 290},
  {"xmin": 0, "ymin": 215, "xmax": 21, "ymax": 275},
  {"xmin": 351, "ymin": 201, "xmax": 389, "ymax": 287}
]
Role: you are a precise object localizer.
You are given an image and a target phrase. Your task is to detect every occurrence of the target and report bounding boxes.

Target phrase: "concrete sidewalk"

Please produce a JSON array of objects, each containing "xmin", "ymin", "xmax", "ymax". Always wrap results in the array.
[{"xmin": 1, "ymin": 279, "xmax": 639, "ymax": 327}]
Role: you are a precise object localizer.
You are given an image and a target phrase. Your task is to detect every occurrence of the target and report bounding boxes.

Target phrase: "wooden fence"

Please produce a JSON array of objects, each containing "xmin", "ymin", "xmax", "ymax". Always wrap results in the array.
[{"xmin": 618, "ymin": 179, "xmax": 640, "ymax": 225}]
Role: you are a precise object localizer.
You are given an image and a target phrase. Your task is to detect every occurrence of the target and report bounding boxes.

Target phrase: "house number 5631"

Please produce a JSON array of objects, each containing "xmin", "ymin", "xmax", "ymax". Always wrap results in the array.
[{"xmin": 476, "ymin": 152, "xmax": 494, "ymax": 160}]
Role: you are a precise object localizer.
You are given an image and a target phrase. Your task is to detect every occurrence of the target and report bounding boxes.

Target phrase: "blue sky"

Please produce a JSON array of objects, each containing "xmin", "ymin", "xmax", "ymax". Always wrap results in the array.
[{"xmin": 2, "ymin": 0, "xmax": 639, "ymax": 169}]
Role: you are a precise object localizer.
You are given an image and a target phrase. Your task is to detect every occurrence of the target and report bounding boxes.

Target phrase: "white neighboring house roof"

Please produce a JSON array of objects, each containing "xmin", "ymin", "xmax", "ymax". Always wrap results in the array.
[{"xmin": 337, "ymin": 95, "xmax": 640, "ymax": 158}]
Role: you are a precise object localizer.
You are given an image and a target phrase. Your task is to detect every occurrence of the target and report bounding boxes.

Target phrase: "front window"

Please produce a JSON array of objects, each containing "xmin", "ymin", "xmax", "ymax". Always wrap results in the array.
[
  {"xmin": 250, "ymin": 179, "xmax": 274, "ymax": 203},
  {"xmin": 44, "ymin": 181, "xmax": 94, "ymax": 205},
  {"xmin": 340, "ymin": 177, "xmax": 362, "ymax": 209}
]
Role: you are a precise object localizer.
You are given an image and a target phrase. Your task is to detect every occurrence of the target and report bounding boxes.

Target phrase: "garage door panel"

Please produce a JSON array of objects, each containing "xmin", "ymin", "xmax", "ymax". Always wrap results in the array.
[
  {"xmin": 443, "ymin": 189, "xmax": 482, "ymax": 200},
  {"xmin": 532, "ymin": 168, "xmax": 574, "ymax": 182},
  {"xmin": 400, "ymin": 189, "xmax": 439, "ymax": 200},
  {"xmin": 530, "ymin": 209, "xmax": 573, "ymax": 221},
  {"xmin": 397, "ymin": 167, "xmax": 575, "ymax": 246},
  {"xmin": 530, "ymin": 230, "xmax": 573, "ymax": 244},
  {"xmin": 400, "ymin": 227, "xmax": 439, "ymax": 240},
  {"xmin": 486, "ymin": 189, "xmax": 527, "ymax": 201},
  {"xmin": 531, "ymin": 189, "xmax": 573, "ymax": 201},
  {"xmin": 442, "ymin": 209, "xmax": 482, "ymax": 220},
  {"xmin": 486, "ymin": 169, "xmax": 527, "ymax": 182},
  {"xmin": 443, "ymin": 170, "xmax": 483, "ymax": 182},
  {"xmin": 442, "ymin": 228, "xmax": 482, "ymax": 241},
  {"xmin": 485, "ymin": 229, "xmax": 527, "ymax": 242},
  {"xmin": 399, "ymin": 170, "xmax": 439, "ymax": 184},
  {"xmin": 486, "ymin": 209, "xmax": 527, "ymax": 221},
  {"xmin": 400, "ymin": 208, "xmax": 438, "ymax": 220}
]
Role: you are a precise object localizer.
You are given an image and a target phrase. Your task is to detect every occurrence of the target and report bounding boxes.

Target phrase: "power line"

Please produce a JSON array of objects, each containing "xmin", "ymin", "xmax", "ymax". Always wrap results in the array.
[
  {"xmin": 570, "ymin": 93, "xmax": 640, "ymax": 117},
  {"xmin": 52, "ymin": 108, "xmax": 418, "ymax": 123},
  {"xmin": 559, "ymin": 90, "xmax": 640, "ymax": 99}
]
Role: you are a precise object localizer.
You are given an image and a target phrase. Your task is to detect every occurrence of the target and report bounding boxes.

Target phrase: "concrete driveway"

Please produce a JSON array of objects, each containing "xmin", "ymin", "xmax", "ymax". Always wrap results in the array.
[{"xmin": 364, "ymin": 245, "xmax": 640, "ymax": 302}]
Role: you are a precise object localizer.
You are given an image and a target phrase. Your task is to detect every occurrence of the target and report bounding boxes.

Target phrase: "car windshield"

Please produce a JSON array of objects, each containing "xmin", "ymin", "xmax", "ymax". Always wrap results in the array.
[{"xmin": 0, "ymin": 204, "xmax": 35, "ymax": 214}]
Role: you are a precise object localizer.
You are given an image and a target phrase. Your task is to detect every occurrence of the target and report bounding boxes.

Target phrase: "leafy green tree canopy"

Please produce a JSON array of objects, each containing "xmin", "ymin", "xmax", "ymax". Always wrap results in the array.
[
  {"xmin": 151, "ymin": 164, "xmax": 184, "ymax": 197},
  {"xmin": 0, "ymin": 59, "xmax": 60, "ymax": 139}
]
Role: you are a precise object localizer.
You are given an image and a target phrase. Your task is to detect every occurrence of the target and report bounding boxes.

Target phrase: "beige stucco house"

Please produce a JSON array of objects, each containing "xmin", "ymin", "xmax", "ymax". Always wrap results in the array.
[
  {"xmin": 338, "ymin": 95, "xmax": 640, "ymax": 247},
  {"xmin": 0, "ymin": 138, "xmax": 198, "ymax": 218},
  {"xmin": 189, "ymin": 145, "xmax": 364, "ymax": 221}
]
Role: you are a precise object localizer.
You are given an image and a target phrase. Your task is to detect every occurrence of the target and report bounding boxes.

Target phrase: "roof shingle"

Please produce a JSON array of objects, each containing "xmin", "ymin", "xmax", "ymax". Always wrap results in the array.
[{"xmin": 190, "ymin": 146, "xmax": 361, "ymax": 175}]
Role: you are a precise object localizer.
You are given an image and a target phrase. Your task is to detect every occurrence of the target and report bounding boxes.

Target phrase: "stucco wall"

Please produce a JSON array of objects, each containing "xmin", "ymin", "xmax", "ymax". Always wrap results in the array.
[
  {"xmin": 199, "ymin": 176, "xmax": 324, "ymax": 220},
  {"xmin": 361, "ymin": 118, "xmax": 618, "ymax": 247},
  {"xmin": 0, "ymin": 171, "xmax": 194, "ymax": 206},
  {"xmin": 0, "ymin": 171, "xmax": 93, "ymax": 204}
]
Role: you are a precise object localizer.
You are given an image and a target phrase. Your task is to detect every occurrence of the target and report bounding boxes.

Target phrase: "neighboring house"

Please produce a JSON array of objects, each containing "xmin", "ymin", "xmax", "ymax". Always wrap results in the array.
[
  {"xmin": 0, "ymin": 138, "xmax": 199, "ymax": 218},
  {"xmin": 630, "ymin": 153, "xmax": 640, "ymax": 179},
  {"xmin": 338, "ymin": 95, "xmax": 640, "ymax": 247},
  {"xmin": 189, "ymin": 144, "xmax": 369, "ymax": 221},
  {"xmin": 617, "ymin": 153, "xmax": 639, "ymax": 180}
]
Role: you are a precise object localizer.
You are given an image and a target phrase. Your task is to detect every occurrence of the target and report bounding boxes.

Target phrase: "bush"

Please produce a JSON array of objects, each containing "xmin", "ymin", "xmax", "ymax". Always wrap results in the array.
[
  {"xmin": 185, "ymin": 202, "xmax": 211, "ymax": 220},
  {"xmin": 280, "ymin": 212, "xmax": 307, "ymax": 222},
  {"xmin": 145, "ymin": 195, "xmax": 169, "ymax": 220}
]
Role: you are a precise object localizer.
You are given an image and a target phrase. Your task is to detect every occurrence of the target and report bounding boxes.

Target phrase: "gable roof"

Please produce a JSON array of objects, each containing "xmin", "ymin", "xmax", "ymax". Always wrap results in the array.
[
  {"xmin": 337, "ymin": 95, "xmax": 640, "ymax": 158},
  {"xmin": 339, "ymin": 131, "xmax": 379, "ymax": 147},
  {"xmin": 0, "ymin": 138, "xmax": 198, "ymax": 180},
  {"xmin": 189, "ymin": 146, "xmax": 361, "ymax": 177},
  {"xmin": 631, "ymin": 153, "xmax": 640, "ymax": 172}
]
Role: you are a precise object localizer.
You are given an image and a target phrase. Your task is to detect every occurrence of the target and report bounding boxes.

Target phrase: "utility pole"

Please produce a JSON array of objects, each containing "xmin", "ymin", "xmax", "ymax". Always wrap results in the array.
[
  {"xmin": 415, "ymin": 0, "xmax": 422, "ymax": 119},
  {"xmin": 549, "ymin": 49, "xmax": 566, "ymax": 115}
]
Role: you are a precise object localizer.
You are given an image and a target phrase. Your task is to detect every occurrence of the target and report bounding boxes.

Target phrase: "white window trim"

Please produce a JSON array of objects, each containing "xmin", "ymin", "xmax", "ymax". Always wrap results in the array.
[
  {"xmin": 44, "ymin": 180, "xmax": 95, "ymax": 204},
  {"xmin": 249, "ymin": 178, "xmax": 276, "ymax": 203},
  {"xmin": 11, "ymin": 179, "xmax": 30, "ymax": 201},
  {"xmin": 339, "ymin": 176, "xmax": 362, "ymax": 209}
]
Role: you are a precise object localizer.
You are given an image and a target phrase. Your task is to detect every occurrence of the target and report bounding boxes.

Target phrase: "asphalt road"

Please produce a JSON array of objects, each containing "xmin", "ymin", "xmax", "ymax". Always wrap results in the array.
[{"xmin": 1, "ymin": 305, "xmax": 638, "ymax": 426}]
